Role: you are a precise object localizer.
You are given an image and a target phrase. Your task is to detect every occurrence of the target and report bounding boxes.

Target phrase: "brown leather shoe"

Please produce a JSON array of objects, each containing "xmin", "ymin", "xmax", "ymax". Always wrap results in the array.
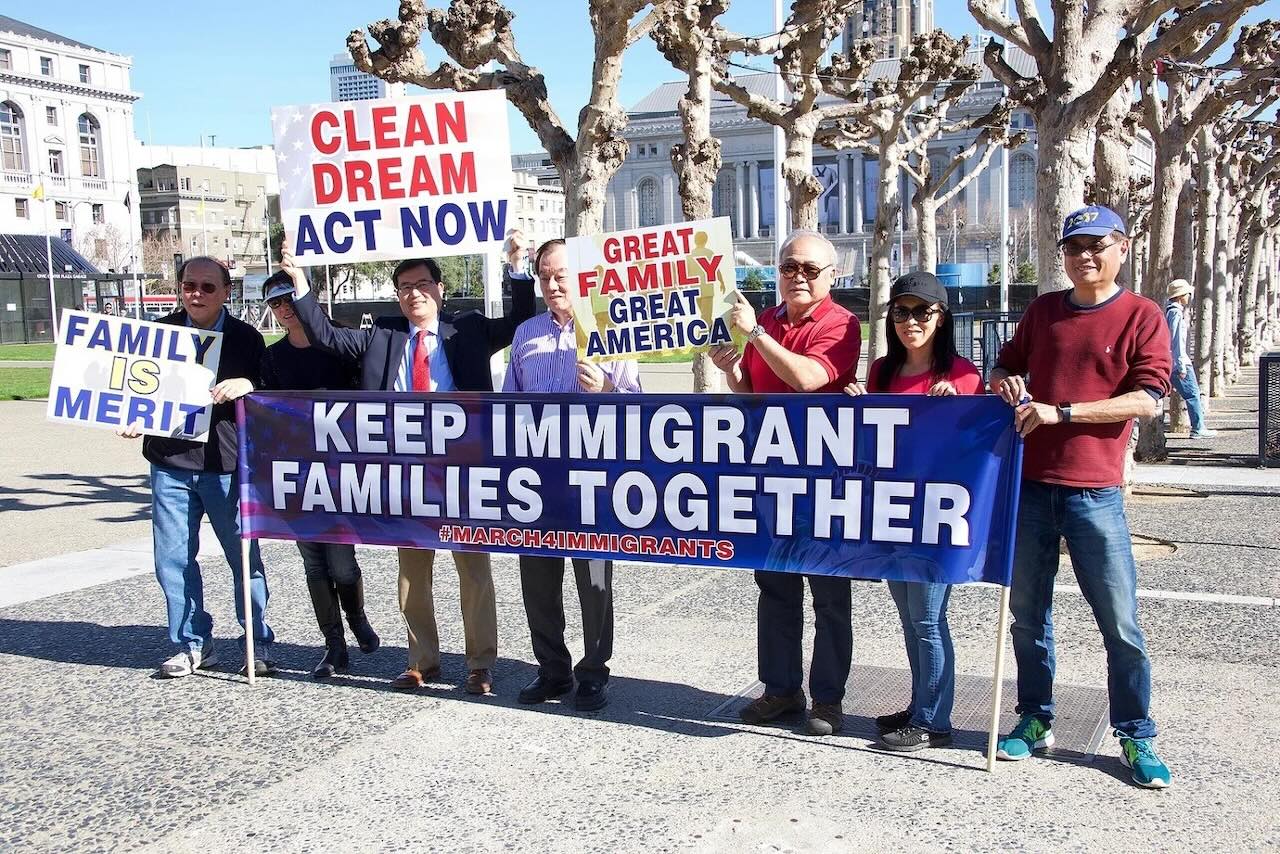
[
  {"xmin": 390, "ymin": 669, "xmax": 424, "ymax": 690},
  {"xmin": 465, "ymin": 668, "xmax": 492, "ymax": 695},
  {"xmin": 739, "ymin": 691, "xmax": 806, "ymax": 724}
]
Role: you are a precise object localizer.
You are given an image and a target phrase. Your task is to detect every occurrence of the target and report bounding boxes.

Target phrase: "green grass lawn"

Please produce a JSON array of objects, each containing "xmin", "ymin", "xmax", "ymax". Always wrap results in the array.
[
  {"xmin": 0, "ymin": 368, "xmax": 53, "ymax": 400},
  {"xmin": 0, "ymin": 343, "xmax": 56, "ymax": 361}
]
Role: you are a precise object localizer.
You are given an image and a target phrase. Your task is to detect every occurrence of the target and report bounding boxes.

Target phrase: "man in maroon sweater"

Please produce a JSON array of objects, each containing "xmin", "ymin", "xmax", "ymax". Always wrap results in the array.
[{"xmin": 988, "ymin": 205, "xmax": 1173, "ymax": 789}]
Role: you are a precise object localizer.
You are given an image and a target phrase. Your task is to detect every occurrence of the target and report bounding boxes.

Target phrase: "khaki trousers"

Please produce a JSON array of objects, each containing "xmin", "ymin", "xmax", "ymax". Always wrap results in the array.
[{"xmin": 396, "ymin": 547, "xmax": 498, "ymax": 672}]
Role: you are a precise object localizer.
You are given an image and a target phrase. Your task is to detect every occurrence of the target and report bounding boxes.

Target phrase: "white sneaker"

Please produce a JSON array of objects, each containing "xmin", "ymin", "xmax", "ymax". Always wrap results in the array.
[
  {"xmin": 1189, "ymin": 429, "xmax": 1218, "ymax": 439},
  {"xmin": 159, "ymin": 643, "xmax": 219, "ymax": 678}
]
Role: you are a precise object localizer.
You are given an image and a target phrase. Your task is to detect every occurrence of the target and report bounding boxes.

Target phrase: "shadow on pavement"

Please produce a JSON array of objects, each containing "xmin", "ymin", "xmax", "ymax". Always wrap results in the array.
[
  {"xmin": 0, "ymin": 472, "xmax": 151, "ymax": 522},
  {"xmin": 0, "ymin": 617, "xmax": 743, "ymax": 739}
]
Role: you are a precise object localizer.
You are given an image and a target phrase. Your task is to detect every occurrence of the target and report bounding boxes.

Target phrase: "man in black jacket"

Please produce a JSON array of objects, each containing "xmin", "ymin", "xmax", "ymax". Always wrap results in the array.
[
  {"xmin": 283, "ymin": 240, "xmax": 535, "ymax": 695},
  {"xmin": 123, "ymin": 256, "xmax": 276, "ymax": 678}
]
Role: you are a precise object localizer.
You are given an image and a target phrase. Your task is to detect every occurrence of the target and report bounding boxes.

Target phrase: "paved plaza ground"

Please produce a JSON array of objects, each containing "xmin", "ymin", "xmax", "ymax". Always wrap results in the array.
[{"xmin": 1, "ymin": 363, "xmax": 1277, "ymax": 852}]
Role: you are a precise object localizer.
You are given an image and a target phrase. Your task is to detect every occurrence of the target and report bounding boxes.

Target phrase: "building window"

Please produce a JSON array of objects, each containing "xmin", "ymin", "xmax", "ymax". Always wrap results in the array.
[
  {"xmin": 78, "ymin": 114, "xmax": 103, "ymax": 178},
  {"xmin": 0, "ymin": 101, "xmax": 26, "ymax": 171},
  {"xmin": 637, "ymin": 177, "xmax": 659, "ymax": 228},
  {"xmin": 45, "ymin": 106, "xmax": 57, "ymax": 125},
  {"xmin": 1010, "ymin": 152, "xmax": 1036, "ymax": 209},
  {"xmin": 48, "ymin": 149, "xmax": 64, "ymax": 175},
  {"xmin": 40, "ymin": 56, "xmax": 53, "ymax": 76},
  {"xmin": 79, "ymin": 64, "xmax": 91, "ymax": 84},
  {"xmin": 15, "ymin": 198, "xmax": 28, "ymax": 218},
  {"xmin": 92, "ymin": 203, "xmax": 104, "ymax": 224},
  {"xmin": 55, "ymin": 201, "xmax": 68, "ymax": 220},
  {"xmin": 0, "ymin": 49, "xmax": 11, "ymax": 71},
  {"xmin": 180, "ymin": 177, "xmax": 191, "ymax": 191}
]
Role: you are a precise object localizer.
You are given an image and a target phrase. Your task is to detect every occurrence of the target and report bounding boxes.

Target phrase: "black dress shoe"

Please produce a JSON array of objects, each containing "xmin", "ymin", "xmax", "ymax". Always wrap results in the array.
[
  {"xmin": 574, "ymin": 679, "xmax": 609, "ymax": 711},
  {"xmin": 518, "ymin": 675, "xmax": 573, "ymax": 705}
]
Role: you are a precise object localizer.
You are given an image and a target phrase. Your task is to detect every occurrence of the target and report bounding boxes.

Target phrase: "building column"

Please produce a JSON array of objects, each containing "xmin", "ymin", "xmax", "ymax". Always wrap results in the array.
[
  {"xmin": 746, "ymin": 161, "xmax": 760, "ymax": 239},
  {"xmin": 851, "ymin": 155, "xmax": 864, "ymax": 234},
  {"xmin": 734, "ymin": 161, "xmax": 746, "ymax": 239},
  {"xmin": 837, "ymin": 153, "xmax": 850, "ymax": 235},
  {"xmin": 663, "ymin": 170, "xmax": 678, "ymax": 224}
]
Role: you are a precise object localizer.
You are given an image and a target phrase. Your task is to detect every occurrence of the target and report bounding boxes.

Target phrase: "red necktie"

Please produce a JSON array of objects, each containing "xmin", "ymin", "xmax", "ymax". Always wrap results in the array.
[{"xmin": 412, "ymin": 329, "xmax": 431, "ymax": 392}]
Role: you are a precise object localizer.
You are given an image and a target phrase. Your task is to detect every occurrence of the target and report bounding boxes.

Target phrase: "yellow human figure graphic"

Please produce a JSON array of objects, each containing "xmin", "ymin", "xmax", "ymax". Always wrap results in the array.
[{"xmin": 689, "ymin": 229, "xmax": 734, "ymax": 348}]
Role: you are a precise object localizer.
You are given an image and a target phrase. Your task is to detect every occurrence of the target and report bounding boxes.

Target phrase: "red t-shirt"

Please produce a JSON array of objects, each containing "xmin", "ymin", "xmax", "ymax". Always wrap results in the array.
[
  {"xmin": 996, "ymin": 288, "xmax": 1172, "ymax": 488},
  {"xmin": 742, "ymin": 297, "xmax": 861, "ymax": 393},
  {"xmin": 866, "ymin": 357, "xmax": 983, "ymax": 395}
]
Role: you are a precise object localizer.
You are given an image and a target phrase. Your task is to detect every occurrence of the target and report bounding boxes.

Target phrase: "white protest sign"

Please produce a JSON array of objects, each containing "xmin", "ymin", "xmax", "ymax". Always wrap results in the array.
[
  {"xmin": 46, "ymin": 310, "xmax": 223, "ymax": 441},
  {"xmin": 272, "ymin": 91, "xmax": 514, "ymax": 266},
  {"xmin": 567, "ymin": 217, "xmax": 739, "ymax": 361}
]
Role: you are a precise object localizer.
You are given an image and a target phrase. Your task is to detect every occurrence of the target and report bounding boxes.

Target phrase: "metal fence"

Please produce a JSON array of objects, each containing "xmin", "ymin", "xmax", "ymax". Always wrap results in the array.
[
  {"xmin": 953, "ymin": 311, "xmax": 1022, "ymax": 379},
  {"xmin": 1260, "ymin": 352, "xmax": 1280, "ymax": 467}
]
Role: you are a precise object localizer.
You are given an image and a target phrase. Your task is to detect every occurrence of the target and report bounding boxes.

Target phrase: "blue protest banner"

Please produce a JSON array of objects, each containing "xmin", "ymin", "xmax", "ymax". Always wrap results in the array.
[{"xmin": 237, "ymin": 392, "xmax": 1022, "ymax": 585}]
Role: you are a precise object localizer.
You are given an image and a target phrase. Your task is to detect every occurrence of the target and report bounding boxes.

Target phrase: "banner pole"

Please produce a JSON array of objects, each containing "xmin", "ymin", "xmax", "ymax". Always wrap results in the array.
[
  {"xmin": 235, "ymin": 398, "xmax": 256, "ymax": 686},
  {"xmin": 985, "ymin": 584, "xmax": 1012, "ymax": 772},
  {"xmin": 241, "ymin": 536, "xmax": 256, "ymax": 687}
]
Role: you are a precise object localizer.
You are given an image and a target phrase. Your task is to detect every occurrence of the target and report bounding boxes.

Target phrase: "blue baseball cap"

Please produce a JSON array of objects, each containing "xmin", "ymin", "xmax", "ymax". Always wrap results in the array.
[{"xmin": 1059, "ymin": 205, "xmax": 1126, "ymax": 245}]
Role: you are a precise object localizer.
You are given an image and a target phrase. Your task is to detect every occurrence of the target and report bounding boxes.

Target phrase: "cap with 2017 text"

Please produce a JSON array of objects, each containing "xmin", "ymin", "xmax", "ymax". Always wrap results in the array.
[{"xmin": 1059, "ymin": 205, "xmax": 1126, "ymax": 245}]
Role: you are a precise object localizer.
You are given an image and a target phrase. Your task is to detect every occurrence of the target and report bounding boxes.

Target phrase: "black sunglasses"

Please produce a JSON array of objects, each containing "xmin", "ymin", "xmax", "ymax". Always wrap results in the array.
[
  {"xmin": 778, "ymin": 261, "xmax": 833, "ymax": 280},
  {"xmin": 181, "ymin": 281, "xmax": 219, "ymax": 294},
  {"xmin": 890, "ymin": 305, "xmax": 941, "ymax": 323},
  {"xmin": 266, "ymin": 295, "xmax": 293, "ymax": 309}
]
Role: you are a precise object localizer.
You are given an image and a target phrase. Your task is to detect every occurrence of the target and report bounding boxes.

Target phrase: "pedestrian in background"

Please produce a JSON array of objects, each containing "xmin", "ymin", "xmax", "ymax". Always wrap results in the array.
[{"xmin": 1164, "ymin": 279, "xmax": 1215, "ymax": 438}]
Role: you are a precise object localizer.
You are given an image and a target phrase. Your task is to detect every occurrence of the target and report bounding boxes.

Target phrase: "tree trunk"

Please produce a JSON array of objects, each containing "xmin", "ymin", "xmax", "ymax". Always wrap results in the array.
[
  {"xmin": 915, "ymin": 195, "xmax": 939, "ymax": 274},
  {"xmin": 1034, "ymin": 119, "xmax": 1093, "ymax": 293},
  {"xmin": 670, "ymin": 42, "xmax": 723, "ymax": 394},
  {"xmin": 1144, "ymin": 151, "xmax": 1192, "ymax": 299},
  {"xmin": 1094, "ymin": 85, "xmax": 1134, "ymax": 290},
  {"xmin": 1226, "ymin": 214, "xmax": 1241, "ymax": 384},
  {"xmin": 1211, "ymin": 178, "xmax": 1231, "ymax": 397},
  {"xmin": 783, "ymin": 119, "xmax": 822, "ymax": 232},
  {"xmin": 868, "ymin": 147, "xmax": 904, "ymax": 361},
  {"xmin": 1194, "ymin": 131, "xmax": 1218, "ymax": 392},
  {"xmin": 1241, "ymin": 227, "xmax": 1264, "ymax": 366}
]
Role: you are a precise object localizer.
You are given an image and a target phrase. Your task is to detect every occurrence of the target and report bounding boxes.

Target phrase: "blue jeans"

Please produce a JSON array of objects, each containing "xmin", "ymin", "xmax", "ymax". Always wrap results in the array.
[
  {"xmin": 151, "ymin": 464, "xmax": 274, "ymax": 652},
  {"xmin": 1009, "ymin": 481, "xmax": 1155, "ymax": 739},
  {"xmin": 1171, "ymin": 366, "xmax": 1206, "ymax": 434},
  {"xmin": 887, "ymin": 581, "xmax": 955, "ymax": 732}
]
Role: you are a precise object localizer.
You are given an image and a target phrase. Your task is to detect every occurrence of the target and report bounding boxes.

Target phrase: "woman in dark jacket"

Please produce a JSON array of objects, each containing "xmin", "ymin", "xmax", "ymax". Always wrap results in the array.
[{"xmin": 260, "ymin": 271, "xmax": 380, "ymax": 678}]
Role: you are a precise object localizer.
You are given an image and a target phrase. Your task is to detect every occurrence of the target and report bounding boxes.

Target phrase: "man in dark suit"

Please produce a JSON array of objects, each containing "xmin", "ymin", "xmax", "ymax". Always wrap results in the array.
[{"xmin": 281, "ymin": 240, "xmax": 535, "ymax": 695}]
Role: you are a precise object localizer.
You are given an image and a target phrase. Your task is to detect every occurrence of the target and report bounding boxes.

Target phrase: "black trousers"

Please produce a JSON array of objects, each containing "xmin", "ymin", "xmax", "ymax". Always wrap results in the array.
[
  {"xmin": 754, "ymin": 570, "xmax": 852, "ymax": 704},
  {"xmin": 519, "ymin": 555, "xmax": 614, "ymax": 682}
]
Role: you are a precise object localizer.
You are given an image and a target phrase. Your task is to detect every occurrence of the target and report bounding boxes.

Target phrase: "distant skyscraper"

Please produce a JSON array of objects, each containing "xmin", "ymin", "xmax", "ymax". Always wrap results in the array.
[
  {"xmin": 329, "ymin": 54, "xmax": 405, "ymax": 101},
  {"xmin": 844, "ymin": 0, "xmax": 933, "ymax": 59}
]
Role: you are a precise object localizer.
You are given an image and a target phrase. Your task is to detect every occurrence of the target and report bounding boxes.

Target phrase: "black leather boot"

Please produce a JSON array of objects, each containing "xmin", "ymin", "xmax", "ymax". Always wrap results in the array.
[
  {"xmin": 334, "ymin": 578, "xmax": 380, "ymax": 654},
  {"xmin": 312, "ymin": 627, "xmax": 349, "ymax": 679},
  {"xmin": 307, "ymin": 576, "xmax": 348, "ymax": 679}
]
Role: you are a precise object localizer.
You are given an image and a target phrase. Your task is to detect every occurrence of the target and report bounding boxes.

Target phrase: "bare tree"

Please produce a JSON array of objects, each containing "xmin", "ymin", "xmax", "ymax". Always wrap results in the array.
[
  {"xmin": 1235, "ymin": 127, "xmax": 1280, "ymax": 365},
  {"xmin": 651, "ymin": 0, "xmax": 729, "ymax": 393},
  {"xmin": 708, "ymin": 0, "xmax": 875, "ymax": 231},
  {"xmin": 970, "ymin": 0, "xmax": 1262, "ymax": 293},
  {"xmin": 907, "ymin": 100, "xmax": 1026, "ymax": 274},
  {"xmin": 140, "ymin": 231, "xmax": 184, "ymax": 293},
  {"xmin": 1141, "ymin": 18, "xmax": 1280, "ymax": 316},
  {"xmin": 75, "ymin": 224, "xmax": 133, "ymax": 273},
  {"xmin": 818, "ymin": 30, "xmax": 978, "ymax": 359},
  {"xmin": 348, "ymin": 0, "xmax": 658, "ymax": 236},
  {"xmin": 1193, "ymin": 124, "xmax": 1219, "ymax": 391}
]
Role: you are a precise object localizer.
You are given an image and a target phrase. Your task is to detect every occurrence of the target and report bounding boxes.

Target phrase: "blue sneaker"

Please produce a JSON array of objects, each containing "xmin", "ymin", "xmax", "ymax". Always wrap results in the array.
[
  {"xmin": 1119, "ymin": 735, "xmax": 1171, "ymax": 789},
  {"xmin": 996, "ymin": 715, "xmax": 1055, "ymax": 761}
]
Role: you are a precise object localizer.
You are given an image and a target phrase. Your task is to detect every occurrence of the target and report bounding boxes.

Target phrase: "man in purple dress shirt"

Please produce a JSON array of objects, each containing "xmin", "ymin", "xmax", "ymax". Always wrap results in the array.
[{"xmin": 503, "ymin": 239, "xmax": 641, "ymax": 712}]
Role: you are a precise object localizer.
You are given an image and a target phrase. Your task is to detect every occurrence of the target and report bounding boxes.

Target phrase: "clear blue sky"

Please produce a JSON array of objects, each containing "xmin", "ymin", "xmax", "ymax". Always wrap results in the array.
[{"xmin": 5, "ymin": 1, "xmax": 1277, "ymax": 153}]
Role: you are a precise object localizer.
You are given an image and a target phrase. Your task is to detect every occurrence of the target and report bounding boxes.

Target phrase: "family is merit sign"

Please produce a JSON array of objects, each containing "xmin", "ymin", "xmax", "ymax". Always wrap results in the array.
[
  {"xmin": 568, "ymin": 218, "xmax": 738, "ymax": 362},
  {"xmin": 47, "ymin": 311, "xmax": 223, "ymax": 441},
  {"xmin": 271, "ymin": 91, "xmax": 514, "ymax": 265}
]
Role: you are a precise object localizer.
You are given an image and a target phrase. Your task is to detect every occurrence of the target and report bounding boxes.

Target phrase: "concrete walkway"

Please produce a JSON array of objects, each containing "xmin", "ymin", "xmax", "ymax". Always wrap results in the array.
[{"xmin": 2, "ymin": 364, "xmax": 1278, "ymax": 852}]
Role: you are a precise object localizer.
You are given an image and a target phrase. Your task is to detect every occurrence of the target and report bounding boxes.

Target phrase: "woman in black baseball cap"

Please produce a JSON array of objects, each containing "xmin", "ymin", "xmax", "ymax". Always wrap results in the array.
[{"xmin": 845, "ymin": 271, "xmax": 982, "ymax": 753}]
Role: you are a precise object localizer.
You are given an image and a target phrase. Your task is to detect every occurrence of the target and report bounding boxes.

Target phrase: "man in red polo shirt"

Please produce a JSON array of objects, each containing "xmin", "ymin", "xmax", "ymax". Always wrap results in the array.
[{"xmin": 710, "ymin": 229, "xmax": 862, "ymax": 737}]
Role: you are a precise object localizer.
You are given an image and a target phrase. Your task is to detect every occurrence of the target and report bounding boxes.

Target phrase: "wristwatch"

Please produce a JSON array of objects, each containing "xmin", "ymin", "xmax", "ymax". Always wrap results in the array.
[
  {"xmin": 1057, "ymin": 402, "xmax": 1073, "ymax": 423},
  {"xmin": 748, "ymin": 324, "xmax": 767, "ymax": 343}
]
